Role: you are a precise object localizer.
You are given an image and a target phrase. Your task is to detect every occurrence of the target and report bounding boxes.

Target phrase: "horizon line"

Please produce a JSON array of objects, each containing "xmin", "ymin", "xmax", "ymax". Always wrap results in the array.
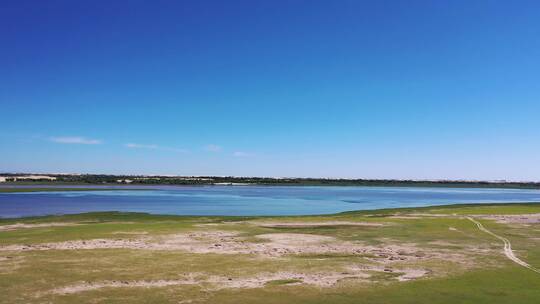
[{"xmin": 0, "ymin": 172, "xmax": 539, "ymax": 184}]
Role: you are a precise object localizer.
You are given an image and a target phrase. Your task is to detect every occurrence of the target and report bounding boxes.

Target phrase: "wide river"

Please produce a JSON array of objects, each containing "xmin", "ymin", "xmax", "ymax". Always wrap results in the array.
[{"xmin": 1, "ymin": 185, "xmax": 540, "ymax": 218}]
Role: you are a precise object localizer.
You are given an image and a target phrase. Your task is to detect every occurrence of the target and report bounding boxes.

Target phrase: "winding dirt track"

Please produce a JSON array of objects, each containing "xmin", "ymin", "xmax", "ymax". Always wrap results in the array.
[{"xmin": 467, "ymin": 217, "xmax": 540, "ymax": 274}]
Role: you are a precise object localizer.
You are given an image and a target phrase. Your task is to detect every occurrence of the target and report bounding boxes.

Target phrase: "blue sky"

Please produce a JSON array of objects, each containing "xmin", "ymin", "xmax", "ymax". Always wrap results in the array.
[{"xmin": 1, "ymin": 0, "xmax": 540, "ymax": 180}]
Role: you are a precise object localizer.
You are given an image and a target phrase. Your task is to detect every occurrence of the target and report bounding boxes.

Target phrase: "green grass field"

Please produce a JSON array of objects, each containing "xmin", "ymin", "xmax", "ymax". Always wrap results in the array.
[{"xmin": 1, "ymin": 202, "xmax": 539, "ymax": 303}]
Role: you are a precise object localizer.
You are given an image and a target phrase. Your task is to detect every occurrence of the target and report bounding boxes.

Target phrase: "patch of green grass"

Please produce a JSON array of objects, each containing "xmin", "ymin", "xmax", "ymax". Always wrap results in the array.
[
  {"xmin": 0, "ymin": 211, "xmax": 261, "ymax": 225},
  {"xmin": 265, "ymin": 279, "xmax": 303, "ymax": 286},
  {"xmin": 367, "ymin": 270, "xmax": 401, "ymax": 281},
  {"xmin": 340, "ymin": 202, "xmax": 540, "ymax": 216}
]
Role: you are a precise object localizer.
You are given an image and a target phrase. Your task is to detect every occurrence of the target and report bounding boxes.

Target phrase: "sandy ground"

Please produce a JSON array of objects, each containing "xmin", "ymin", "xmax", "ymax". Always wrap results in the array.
[
  {"xmin": 0, "ymin": 223, "xmax": 79, "ymax": 231},
  {"xmin": 478, "ymin": 214, "xmax": 540, "ymax": 224},
  {"xmin": 0, "ymin": 230, "xmax": 467, "ymax": 267},
  {"xmin": 46, "ymin": 266, "xmax": 429, "ymax": 296},
  {"xmin": 254, "ymin": 221, "xmax": 387, "ymax": 228}
]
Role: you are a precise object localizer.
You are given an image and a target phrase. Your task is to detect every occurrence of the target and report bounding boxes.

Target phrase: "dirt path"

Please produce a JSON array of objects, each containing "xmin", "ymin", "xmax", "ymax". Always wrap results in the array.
[{"xmin": 466, "ymin": 217, "xmax": 540, "ymax": 274}]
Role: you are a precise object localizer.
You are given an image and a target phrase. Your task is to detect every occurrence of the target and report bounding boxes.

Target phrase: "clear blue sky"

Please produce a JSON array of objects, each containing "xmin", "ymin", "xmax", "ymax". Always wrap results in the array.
[{"xmin": 1, "ymin": 0, "xmax": 539, "ymax": 180}]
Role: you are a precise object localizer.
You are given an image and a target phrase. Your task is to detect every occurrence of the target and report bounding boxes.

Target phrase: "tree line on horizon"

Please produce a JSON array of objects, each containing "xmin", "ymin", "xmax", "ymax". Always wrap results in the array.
[{"xmin": 1, "ymin": 173, "xmax": 539, "ymax": 189}]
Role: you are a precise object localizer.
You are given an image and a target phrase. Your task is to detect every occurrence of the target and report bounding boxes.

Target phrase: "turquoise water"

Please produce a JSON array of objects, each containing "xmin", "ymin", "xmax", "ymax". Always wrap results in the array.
[{"xmin": 1, "ymin": 185, "xmax": 540, "ymax": 218}]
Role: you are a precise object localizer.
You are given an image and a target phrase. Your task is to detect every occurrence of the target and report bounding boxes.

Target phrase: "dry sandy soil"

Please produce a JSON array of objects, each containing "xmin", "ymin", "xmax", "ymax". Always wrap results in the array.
[
  {"xmin": 0, "ymin": 222, "xmax": 79, "ymax": 231},
  {"xmin": 0, "ymin": 230, "xmax": 464, "ymax": 265},
  {"xmin": 3, "ymin": 228, "xmax": 439, "ymax": 297},
  {"xmin": 478, "ymin": 213, "xmax": 540, "ymax": 224},
  {"xmin": 254, "ymin": 221, "xmax": 387, "ymax": 228},
  {"xmin": 47, "ymin": 266, "xmax": 429, "ymax": 296}
]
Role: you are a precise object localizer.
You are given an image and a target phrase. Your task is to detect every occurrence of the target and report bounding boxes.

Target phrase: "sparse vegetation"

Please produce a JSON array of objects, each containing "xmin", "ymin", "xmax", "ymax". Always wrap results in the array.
[{"xmin": 1, "ymin": 203, "xmax": 539, "ymax": 303}]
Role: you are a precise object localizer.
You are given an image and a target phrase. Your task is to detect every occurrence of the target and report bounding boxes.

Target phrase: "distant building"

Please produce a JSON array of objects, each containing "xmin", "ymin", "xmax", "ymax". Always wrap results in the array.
[{"xmin": 0, "ymin": 176, "xmax": 6, "ymax": 182}]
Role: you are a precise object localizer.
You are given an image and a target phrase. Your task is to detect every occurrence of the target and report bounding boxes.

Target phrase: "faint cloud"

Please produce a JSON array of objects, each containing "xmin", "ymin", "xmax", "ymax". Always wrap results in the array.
[
  {"xmin": 125, "ymin": 143, "xmax": 187, "ymax": 153},
  {"xmin": 233, "ymin": 151, "xmax": 252, "ymax": 157},
  {"xmin": 50, "ymin": 136, "xmax": 102, "ymax": 145},
  {"xmin": 125, "ymin": 143, "xmax": 159, "ymax": 149},
  {"xmin": 204, "ymin": 144, "xmax": 222, "ymax": 152}
]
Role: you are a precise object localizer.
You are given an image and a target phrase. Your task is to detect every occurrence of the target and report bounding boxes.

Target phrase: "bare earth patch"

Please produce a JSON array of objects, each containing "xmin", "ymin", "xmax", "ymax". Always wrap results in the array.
[
  {"xmin": 396, "ymin": 268, "xmax": 429, "ymax": 281},
  {"xmin": 0, "ymin": 223, "xmax": 79, "ymax": 231},
  {"xmin": 257, "ymin": 233, "xmax": 335, "ymax": 244},
  {"xmin": 478, "ymin": 214, "xmax": 540, "ymax": 224},
  {"xmin": 0, "ymin": 231, "xmax": 468, "ymax": 267},
  {"xmin": 155, "ymin": 232, "xmax": 457, "ymax": 263},
  {"xmin": 255, "ymin": 221, "xmax": 387, "ymax": 228},
  {"xmin": 46, "ymin": 266, "xmax": 429, "ymax": 295},
  {"xmin": 0, "ymin": 239, "xmax": 149, "ymax": 251},
  {"xmin": 428, "ymin": 240, "xmax": 461, "ymax": 247}
]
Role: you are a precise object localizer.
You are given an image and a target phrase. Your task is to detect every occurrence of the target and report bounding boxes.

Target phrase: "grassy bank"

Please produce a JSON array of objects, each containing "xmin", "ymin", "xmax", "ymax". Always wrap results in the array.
[{"xmin": 1, "ymin": 203, "xmax": 539, "ymax": 303}]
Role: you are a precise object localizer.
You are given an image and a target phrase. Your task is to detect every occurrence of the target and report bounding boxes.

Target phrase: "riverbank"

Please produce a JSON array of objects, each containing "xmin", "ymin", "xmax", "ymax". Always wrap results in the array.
[{"xmin": 1, "ymin": 202, "xmax": 539, "ymax": 303}]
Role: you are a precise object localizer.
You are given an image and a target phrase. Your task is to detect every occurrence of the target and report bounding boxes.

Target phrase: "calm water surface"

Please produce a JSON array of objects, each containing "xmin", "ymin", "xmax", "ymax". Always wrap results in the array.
[{"xmin": 1, "ymin": 185, "xmax": 540, "ymax": 218}]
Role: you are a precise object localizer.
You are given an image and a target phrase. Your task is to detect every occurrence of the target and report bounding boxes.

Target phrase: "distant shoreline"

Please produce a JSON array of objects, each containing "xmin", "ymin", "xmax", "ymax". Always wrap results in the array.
[
  {"xmin": 0, "ymin": 187, "xmax": 150, "ymax": 193},
  {"xmin": 2, "ymin": 173, "xmax": 540, "ymax": 190},
  {"xmin": 1, "ymin": 180, "xmax": 540, "ymax": 190}
]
